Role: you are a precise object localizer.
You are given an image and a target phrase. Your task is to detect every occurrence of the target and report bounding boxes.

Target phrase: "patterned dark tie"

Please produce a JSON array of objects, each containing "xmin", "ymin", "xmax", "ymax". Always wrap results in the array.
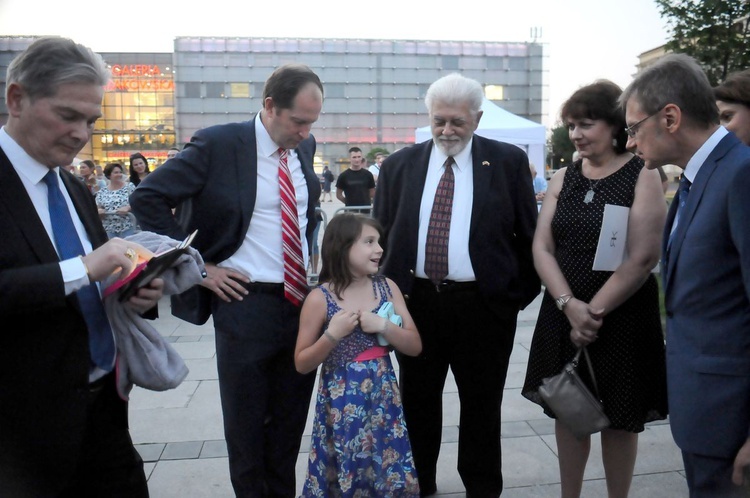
[
  {"xmin": 278, "ymin": 148, "xmax": 308, "ymax": 306},
  {"xmin": 424, "ymin": 157, "xmax": 455, "ymax": 285},
  {"xmin": 43, "ymin": 170, "xmax": 115, "ymax": 371},
  {"xmin": 669, "ymin": 175, "xmax": 692, "ymax": 248}
]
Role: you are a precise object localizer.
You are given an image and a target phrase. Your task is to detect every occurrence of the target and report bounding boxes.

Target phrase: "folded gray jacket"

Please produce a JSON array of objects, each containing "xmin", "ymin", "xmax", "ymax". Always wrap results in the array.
[{"xmin": 103, "ymin": 230, "xmax": 205, "ymax": 400}]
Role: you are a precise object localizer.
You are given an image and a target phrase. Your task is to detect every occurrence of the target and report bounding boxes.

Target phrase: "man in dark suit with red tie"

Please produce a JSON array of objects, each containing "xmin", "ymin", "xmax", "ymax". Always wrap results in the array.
[
  {"xmin": 131, "ymin": 64, "xmax": 323, "ymax": 497},
  {"xmin": 373, "ymin": 73, "xmax": 540, "ymax": 497},
  {"xmin": 0, "ymin": 37, "xmax": 164, "ymax": 496}
]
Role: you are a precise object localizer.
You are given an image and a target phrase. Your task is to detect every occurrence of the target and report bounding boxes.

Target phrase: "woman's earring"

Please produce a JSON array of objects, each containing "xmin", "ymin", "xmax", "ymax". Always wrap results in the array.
[{"xmin": 612, "ymin": 138, "xmax": 618, "ymax": 147}]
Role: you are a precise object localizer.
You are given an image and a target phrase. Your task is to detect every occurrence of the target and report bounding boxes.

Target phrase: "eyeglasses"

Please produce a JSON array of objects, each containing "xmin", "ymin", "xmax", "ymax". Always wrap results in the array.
[{"xmin": 624, "ymin": 106, "xmax": 664, "ymax": 137}]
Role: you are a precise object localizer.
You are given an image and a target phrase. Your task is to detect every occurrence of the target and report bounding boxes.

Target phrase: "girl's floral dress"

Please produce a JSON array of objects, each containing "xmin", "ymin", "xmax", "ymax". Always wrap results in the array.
[{"xmin": 301, "ymin": 276, "xmax": 419, "ymax": 498}]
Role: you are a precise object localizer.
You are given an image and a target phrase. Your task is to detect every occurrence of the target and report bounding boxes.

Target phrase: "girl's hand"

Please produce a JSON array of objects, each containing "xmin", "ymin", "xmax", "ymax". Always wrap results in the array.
[
  {"xmin": 358, "ymin": 311, "xmax": 387, "ymax": 335},
  {"xmin": 327, "ymin": 310, "xmax": 359, "ymax": 341}
]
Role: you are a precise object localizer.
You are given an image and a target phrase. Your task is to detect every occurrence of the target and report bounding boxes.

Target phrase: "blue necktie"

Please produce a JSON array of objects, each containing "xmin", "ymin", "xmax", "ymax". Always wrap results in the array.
[
  {"xmin": 668, "ymin": 175, "xmax": 692, "ymax": 248},
  {"xmin": 43, "ymin": 170, "xmax": 115, "ymax": 371}
]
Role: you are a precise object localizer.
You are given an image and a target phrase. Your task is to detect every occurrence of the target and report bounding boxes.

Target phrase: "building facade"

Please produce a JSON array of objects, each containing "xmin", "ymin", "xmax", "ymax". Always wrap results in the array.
[{"xmin": 0, "ymin": 36, "xmax": 547, "ymax": 170}]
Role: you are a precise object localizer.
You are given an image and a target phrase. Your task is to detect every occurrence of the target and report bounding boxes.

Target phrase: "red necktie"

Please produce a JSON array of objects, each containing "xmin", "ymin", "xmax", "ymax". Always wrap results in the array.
[
  {"xmin": 278, "ymin": 148, "xmax": 308, "ymax": 306},
  {"xmin": 424, "ymin": 157, "xmax": 455, "ymax": 285}
]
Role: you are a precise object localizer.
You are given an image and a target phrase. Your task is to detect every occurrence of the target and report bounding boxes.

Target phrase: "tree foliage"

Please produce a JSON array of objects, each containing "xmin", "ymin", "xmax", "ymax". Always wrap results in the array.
[
  {"xmin": 656, "ymin": 0, "xmax": 750, "ymax": 85},
  {"xmin": 366, "ymin": 147, "xmax": 390, "ymax": 163},
  {"xmin": 548, "ymin": 124, "xmax": 576, "ymax": 169}
]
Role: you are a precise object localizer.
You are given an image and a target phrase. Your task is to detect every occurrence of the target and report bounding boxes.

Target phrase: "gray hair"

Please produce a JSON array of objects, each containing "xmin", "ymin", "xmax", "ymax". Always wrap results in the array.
[
  {"xmin": 425, "ymin": 73, "xmax": 484, "ymax": 115},
  {"xmin": 619, "ymin": 53, "xmax": 718, "ymax": 127},
  {"xmin": 6, "ymin": 36, "xmax": 110, "ymax": 101}
]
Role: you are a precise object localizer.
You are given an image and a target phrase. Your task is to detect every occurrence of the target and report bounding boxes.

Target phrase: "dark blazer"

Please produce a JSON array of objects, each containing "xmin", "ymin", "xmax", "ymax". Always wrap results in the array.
[
  {"xmin": 130, "ymin": 117, "xmax": 320, "ymax": 324},
  {"xmin": 0, "ymin": 149, "xmax": 124, "ymax": 495},
  {"xmin": 662, "ymin": 132, "xmax": 750, "ymax": 458},
  {"xmin": 373, "ymin": 136, "xmax": 540, "ymax": 309}
]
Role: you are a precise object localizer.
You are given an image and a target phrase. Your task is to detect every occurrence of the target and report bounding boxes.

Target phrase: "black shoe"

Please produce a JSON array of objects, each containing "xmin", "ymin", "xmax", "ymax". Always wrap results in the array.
[{"xmin": 419, "ymin": 483, "xmax": 437, "ymax": 497}]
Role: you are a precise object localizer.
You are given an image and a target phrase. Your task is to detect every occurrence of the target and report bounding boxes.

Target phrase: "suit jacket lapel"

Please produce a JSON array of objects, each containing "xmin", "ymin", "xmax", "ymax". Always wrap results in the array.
[
  {"xmin": 61, "ymin": 172, "xmax": 106, "ymax": 249},
  {"xmin": 470, "ymin": 137, "xmax": 492, "ymax": 238},
  {"xmin": 0, "ymin": 148, "xmax": 59, "ymax": 263},
  {"xmin": 236, "ymin": 119, "xmax": 258, "ymax": 231},
  {"xmin": 665, "ymin": 134, "xmax": 735, "ymax": 290}
]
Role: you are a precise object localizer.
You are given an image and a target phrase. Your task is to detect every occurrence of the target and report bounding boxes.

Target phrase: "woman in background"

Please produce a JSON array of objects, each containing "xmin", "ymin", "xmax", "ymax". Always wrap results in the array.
[
  {"xmin": 96, "ymin": 162, "xmax": 138, "ymax": 239},
  {"xmin": 128, "ymin": 152, "xmax": 151, "ymax": 187},
  {"xmin": 714, "ymin": 68, "xmax": 750, "ymax": 146}
]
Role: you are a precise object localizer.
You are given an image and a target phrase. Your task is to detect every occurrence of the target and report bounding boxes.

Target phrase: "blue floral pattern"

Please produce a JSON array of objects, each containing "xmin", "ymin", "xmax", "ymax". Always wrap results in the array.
[{"xmin": 301, "ymin": 277, "xmax": 420, "ymax": 497}]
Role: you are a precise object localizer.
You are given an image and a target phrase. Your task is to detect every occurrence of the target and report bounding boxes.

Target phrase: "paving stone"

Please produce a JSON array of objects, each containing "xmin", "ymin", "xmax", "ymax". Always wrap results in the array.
[
  {"xmin": 161, "ymin": 441, "xmax": 203, "ymax": 460},
  {"xmin": 135, "ymin": 443, "xmax": 165, "ymax": 462},
  {"xmin": 147, "ymin": 458, "xmax": 232, "ymax": 497},
  {"xmin": 200, "ymin": 440, "xmax": 229, "ymax": 459}
]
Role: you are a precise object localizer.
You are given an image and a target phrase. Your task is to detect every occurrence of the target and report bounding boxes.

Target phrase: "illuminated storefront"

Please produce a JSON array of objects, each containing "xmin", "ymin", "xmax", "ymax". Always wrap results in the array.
[{"xmin": 94, "ymin": 53, "xmax": 176, "ymax": 168}]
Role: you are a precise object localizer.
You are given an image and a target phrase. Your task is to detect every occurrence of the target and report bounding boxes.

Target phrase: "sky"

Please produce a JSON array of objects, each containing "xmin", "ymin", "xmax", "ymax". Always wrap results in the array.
[{"xmin": 0, "ymin": 0, "xmax": 669, "ymax": 129}]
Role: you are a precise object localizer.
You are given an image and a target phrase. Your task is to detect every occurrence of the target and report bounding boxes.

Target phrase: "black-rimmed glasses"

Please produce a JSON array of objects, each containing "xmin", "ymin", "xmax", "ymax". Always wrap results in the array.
[{"xmin": 625, "ymin": 106, "xmax": 664, "ymax": 137}]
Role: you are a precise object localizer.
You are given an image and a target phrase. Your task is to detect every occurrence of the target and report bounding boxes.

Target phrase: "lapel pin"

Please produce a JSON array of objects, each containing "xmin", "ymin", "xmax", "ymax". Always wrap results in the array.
[{"xmin": 482, "ymin": 161, "xmax": 490, "ymax": 166}]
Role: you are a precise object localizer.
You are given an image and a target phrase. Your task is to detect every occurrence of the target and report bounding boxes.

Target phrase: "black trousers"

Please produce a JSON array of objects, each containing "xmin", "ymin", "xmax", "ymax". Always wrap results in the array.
[
  {"xmin": 213, "ymin": 286, "xmax": 316, "ymax": 498},
  {"xmin": 60, "ymin": 373, "xmax": 149, "ymax": 498},
  {"xmin": 397, "ymin": 279, "xmax": 517, "ymax": 498}
]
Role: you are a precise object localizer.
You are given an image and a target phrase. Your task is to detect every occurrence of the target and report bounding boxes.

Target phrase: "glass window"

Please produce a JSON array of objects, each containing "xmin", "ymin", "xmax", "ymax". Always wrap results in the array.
[
  {"xmin": 230, "ymin": 83, "xmax": 251, "ymax": 98},
  {"xmin": 486, "ymin": 44, "xmax": 509, "ymax": 57},
  {"xmin": 206, "ymin": 82, "xmax": 226, "ymax": 98},
  {"xmin": 226, "ymin": 39, "xmax": 250, "ymax": 52},
  {"xmin": 204, "ymin": 54, "xmax": 225, "ymax": 66},
  {"xmin": 487, "ymin": 57, "xmax": 506, "ymax": 70},
  {"xmin": 326, "ymin": 84, "xmax": 345, "ymax": 98},
  {"xmin": 442, "ymin": 56, "xmax": 459, "ymax": 70},
  {"xmin": 184, "ymin": 82, "xmax": 201, "ymax": 98},
  {"xmin": 509, "ymin": 57, "xmax": 528, "ymax": 71}
]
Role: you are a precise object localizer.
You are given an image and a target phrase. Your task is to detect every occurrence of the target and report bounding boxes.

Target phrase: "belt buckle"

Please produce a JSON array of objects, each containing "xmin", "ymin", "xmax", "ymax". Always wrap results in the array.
[{"xmin": 435, "ymin": 281, "xmax": 449, "ymax": 293}]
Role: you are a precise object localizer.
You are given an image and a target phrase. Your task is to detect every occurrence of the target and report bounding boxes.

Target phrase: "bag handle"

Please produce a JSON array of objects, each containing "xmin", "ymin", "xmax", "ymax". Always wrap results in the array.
[{"xmin": 572, "ymin": 347, "xmax": 602, "ymax": 400}]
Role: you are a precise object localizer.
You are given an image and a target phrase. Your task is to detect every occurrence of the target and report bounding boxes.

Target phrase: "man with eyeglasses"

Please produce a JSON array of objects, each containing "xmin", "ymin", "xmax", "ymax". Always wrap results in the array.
[{"xmin": 621, "ymin": 53, "xmax": 750, "ymax": 497}]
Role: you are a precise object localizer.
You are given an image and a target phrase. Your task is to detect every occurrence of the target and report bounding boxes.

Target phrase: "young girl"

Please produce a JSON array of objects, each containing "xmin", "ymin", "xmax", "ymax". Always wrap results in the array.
[{"xmin": 295, "ymin": 214, "xmax": 422, "ymax": 498}]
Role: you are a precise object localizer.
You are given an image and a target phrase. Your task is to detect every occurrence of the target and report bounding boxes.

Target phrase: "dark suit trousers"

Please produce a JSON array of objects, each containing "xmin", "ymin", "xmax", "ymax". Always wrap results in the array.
[
  {"xmin": 59, "ymin": 373, "xmax": 148, "ymax": 498},
  {"xmin": 682, "ymin": 451, "xmax": 750, "ymax": 497},
  {"xmin": 213, "ymin": 287, "xmax": 316, "ymax": 498},
  {"xmin": 397, "ymin": 279, "xmax": 517, "ymax": 498}
]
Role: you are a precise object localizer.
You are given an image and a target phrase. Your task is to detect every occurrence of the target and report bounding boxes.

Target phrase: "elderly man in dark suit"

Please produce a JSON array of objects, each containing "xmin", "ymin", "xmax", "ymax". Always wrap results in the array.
[
  {"xmin": 373, "ymin": 73, "xmax": 540, "ymax": 497},
  {"xmin": 622, "ymin": 54, "xmax": 750, "ymax": 497},
  {"xmin": 131, "ymin": 64, "xmax": 322, "ymax": 497},
  {"xmin": 0, "ymin": 37, "xmax": 164, "ymax": 496}
]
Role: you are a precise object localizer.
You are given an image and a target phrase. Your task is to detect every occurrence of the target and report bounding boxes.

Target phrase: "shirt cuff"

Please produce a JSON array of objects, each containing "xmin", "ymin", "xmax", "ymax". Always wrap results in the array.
[{"xmin": 61, "ymin": 257, "xmax": 90, "ymax": 295}]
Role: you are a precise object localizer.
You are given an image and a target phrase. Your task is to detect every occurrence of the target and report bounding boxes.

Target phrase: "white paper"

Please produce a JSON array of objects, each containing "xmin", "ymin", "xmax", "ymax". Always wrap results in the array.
[{"xmin": 592, "ymin": 204, "xmax": 630, "ymax": 271}]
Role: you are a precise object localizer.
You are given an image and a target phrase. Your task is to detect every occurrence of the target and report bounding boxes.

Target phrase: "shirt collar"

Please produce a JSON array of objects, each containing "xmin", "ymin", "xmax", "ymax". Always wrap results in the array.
[
  {"xmin": 255, "ymin": 112, "xmax": 287, "ymax": 159},
  {"xmin": 431, "ymin": 136, "xmax": 473, "ymax": 172},
  {"xmin": 683, "ymin": 126, "xmax": 729, "ymax": 183},
  {"xmin": 0, "ymin": 127, "xmax": 56, "ymax": 185}
]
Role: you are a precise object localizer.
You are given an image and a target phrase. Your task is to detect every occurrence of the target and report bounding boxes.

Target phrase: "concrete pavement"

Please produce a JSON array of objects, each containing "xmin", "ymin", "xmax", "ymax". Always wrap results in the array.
[{"xmin": 129, "ymin": 197, "xmax": 688, "ymax": 497}]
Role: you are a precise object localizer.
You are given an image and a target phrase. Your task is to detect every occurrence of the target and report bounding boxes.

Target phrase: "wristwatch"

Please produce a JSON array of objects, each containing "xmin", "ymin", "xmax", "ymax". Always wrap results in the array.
[{"xmin": 555, "ymin": 294, "xmax": 572, "ymax": 311}]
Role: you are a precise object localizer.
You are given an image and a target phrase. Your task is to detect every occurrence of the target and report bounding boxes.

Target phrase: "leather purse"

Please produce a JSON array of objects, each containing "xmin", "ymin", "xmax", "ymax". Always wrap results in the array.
[{"xmin": 538, "ymin": 347, "xmax": 610, "ymax": 439}]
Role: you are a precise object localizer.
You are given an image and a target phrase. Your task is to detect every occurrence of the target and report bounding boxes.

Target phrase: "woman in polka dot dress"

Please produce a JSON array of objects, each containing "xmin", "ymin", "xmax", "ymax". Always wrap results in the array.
[{"xmin": 522, "ymin": 81, "xmax": 668, "ymax": 498}]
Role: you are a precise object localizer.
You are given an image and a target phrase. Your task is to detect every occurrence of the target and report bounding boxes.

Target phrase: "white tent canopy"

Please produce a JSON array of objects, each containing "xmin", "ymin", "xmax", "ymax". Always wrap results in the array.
[{"xmin": 415, "ymin": 99, "xmax": 546, "ymax": 170}]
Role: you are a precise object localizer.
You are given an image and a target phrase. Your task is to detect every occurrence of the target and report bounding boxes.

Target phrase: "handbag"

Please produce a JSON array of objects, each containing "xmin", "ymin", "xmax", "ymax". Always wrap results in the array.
[{"xmin": 538, "ymin": 347, "xmax": 610, "ymax": 439}]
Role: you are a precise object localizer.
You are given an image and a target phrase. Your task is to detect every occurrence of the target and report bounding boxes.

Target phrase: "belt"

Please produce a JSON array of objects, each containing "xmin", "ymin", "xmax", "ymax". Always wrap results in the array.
[
  {"xmin": 241, "ymin": 281, "xmax": 286, "ymax": 296},
  {"xmin": 414, "ymin": 277, "xmax": 479, "ymax": 293}
]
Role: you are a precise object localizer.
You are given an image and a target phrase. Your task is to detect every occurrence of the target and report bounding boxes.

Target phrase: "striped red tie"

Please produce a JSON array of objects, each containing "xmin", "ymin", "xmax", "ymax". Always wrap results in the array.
[{"xmin": 278, "ymin": 148, "xmax": 308, "ymax": 306}]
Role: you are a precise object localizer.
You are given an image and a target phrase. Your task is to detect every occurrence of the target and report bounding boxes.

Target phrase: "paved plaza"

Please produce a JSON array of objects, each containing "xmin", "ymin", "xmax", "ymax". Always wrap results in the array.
[{"xmin": 129, "ymin": 198, "xmax": 688, "ymax": 497}]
